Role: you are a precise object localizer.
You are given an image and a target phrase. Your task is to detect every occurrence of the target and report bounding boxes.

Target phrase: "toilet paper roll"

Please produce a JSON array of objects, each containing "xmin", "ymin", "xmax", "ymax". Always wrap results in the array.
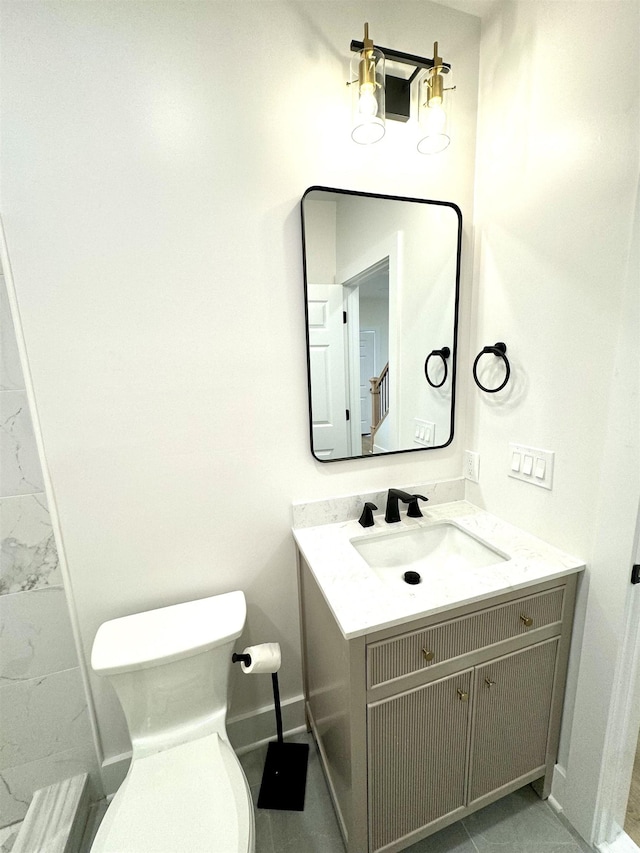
[{"xmin": 240, "ymin": 643, "xmax": 281, "ymax": 675}]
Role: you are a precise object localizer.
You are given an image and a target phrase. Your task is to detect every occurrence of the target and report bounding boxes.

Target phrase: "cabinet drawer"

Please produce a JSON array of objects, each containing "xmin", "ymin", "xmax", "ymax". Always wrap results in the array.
[{"xmin": 367, "ymin": 587, "xmax": 564, "ymax": 689}]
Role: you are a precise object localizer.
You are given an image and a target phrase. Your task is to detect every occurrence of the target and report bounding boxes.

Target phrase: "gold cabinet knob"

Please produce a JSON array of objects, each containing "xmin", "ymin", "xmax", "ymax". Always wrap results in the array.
[
  {"xmin": 484, "ymin": 676, "xmax": 496, "ymax": 689},
  {"xmin": 422, "ymin": 648, "xmax": 435, "ymax": 663},
  {"xmin": 457, "ymin": 688, "xmax": 469, "ymax": 702},
  {"xmin": 520, "ymin": 614, "xmax": 533, "ymax": 627}
]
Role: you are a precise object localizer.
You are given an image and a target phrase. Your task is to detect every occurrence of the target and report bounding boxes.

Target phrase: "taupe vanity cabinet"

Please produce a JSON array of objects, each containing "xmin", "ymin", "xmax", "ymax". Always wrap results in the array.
[{"xmin": 298, "ymin": 558, "xmax": 577, "ymax": 853}]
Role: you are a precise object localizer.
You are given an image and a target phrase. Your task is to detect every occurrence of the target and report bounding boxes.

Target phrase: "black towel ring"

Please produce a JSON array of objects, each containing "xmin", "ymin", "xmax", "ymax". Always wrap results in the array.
[
  {"xmin": 424, "ymin": 346, "xmax": 450, "ymax": 388},
  {"xmin": 473, "ymin": 342, "xmax": 511, "ymax": 393}
]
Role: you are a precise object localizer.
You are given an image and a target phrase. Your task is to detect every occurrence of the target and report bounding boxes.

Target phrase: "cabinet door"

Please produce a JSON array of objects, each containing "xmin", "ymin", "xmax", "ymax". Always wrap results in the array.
[
  {"xmin": 469, "ymin": 638, "xmax": 559, "ymax": 803},
  {"xmin": 368, "ymin": 669, "xmax": 472, "ymax": 852}
]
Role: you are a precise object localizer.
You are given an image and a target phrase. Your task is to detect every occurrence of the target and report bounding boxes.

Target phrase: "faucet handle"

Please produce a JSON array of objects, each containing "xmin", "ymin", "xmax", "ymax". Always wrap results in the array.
[
  {"xmin": 358, "ymin": 502, "xmax": 378, "ymax": 528},
  {"xmin": 406, "ymin": 494, "xmax": 429, "ymax": 518}
]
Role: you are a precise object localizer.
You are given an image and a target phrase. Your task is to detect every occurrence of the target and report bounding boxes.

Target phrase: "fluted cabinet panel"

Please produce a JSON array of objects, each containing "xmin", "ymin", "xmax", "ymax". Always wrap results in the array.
[
  {"xmin": 368, "ymin": 669, "xmax": 472, "ymax": 852},
  {"xmin": 469, "ymin": 639, "xmax": 559, "ymax": 802},
  {"xmin": 368, "ymin": 589, "xmax": 564, "ymax": 688}
]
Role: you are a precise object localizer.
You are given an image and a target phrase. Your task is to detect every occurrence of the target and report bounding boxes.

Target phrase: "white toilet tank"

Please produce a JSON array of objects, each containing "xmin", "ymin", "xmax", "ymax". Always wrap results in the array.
[{"xmin": 92, "ymin": 590, "xmax": 246, "ymax": 759}]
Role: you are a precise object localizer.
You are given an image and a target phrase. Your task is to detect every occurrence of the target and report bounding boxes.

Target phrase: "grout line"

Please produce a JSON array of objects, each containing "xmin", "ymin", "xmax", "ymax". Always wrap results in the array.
[
  {"xmin": 460, "ymin": 818, "xmax": 482, "ymax": 852},
  {"xmin": 0, "ymin": 491, "xmax": 47, "ymax": 500}
]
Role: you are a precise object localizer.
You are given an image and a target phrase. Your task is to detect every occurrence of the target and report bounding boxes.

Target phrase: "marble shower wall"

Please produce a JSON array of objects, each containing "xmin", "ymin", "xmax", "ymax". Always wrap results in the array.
[{"xmin": 0, "ymin": 273, "xmax": 98, "ymax": 827}]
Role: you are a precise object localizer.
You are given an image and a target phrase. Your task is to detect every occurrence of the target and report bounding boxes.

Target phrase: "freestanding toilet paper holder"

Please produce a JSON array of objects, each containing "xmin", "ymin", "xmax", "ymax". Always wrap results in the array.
[{"xmin": 233, "ymin": 650, "xmax": 309, "ymax": 811}]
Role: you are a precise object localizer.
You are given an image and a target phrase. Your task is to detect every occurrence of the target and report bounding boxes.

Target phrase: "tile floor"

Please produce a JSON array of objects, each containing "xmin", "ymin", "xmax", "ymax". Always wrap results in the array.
[
  {"xmin": 0, "ymin": 732, "xmax": 599, "ymax": 853},
  {"xmin": 239, "ymin": 733, "xmax": 595, "ymax": 853}
]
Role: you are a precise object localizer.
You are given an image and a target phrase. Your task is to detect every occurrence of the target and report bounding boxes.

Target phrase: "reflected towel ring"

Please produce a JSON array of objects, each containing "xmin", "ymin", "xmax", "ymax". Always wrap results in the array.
[
  {"xmin": 424, "ymin": 346, "xmax": 450, "ymax": 388},
  {"xmin": 473, "ymin": 342, "xmax": 511, "ymax": 393}
]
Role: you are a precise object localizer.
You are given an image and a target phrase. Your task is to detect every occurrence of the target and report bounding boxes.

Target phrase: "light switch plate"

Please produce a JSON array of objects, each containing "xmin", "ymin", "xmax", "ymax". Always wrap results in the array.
[
  {"xmin": 509, "ymin": 443, "xmax": 554, "ymax": 490},
  {"xmin": 414, "ymin": 418, "xmax": 436, "ymax": 447}
]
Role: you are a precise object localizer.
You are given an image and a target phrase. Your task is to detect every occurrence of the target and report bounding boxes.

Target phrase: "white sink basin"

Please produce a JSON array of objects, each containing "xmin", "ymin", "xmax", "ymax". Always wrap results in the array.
[{"xmin": 351, "ymin": 522, "xmax": 508, "ymax": 587}]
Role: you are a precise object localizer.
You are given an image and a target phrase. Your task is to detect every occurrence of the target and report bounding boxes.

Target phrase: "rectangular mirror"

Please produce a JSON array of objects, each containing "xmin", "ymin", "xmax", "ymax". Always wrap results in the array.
[{"xmin": 301, "ymin": 186, "xmax": 462, "ymax": 462}]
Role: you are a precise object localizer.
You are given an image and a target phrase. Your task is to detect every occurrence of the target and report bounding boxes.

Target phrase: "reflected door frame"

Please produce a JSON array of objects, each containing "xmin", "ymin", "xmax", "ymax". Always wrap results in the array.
[
  {"xmin": 338, "ymin": 233, "xmax": 400, "ymax": 456},
  {"xmin": 359, "ymin": 329, "xmax": 376, "ymax": 435}
]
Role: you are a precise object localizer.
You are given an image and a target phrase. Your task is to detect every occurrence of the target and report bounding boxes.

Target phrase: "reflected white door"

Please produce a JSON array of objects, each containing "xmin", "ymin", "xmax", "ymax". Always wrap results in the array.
[
  {"xmin": 359, "ymin": 330, "xmax": 376, "ymax": 434},
  {"xmin": 307, "ymin": 285, "xmax": 349, "ymax": 459}
]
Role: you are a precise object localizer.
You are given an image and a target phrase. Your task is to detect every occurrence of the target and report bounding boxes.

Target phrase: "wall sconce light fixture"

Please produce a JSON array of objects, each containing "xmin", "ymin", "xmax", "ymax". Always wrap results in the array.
[
  {"xmin": 418, "ymin": 42, "xmax": 453, "ymax": 154},
  {"xmin": 349, "ymin": 24, "xmax": 455, "ymax": 153},
  {"xmin": 349, "ymin": 23, "xmax": 386, "ymax": 144}
]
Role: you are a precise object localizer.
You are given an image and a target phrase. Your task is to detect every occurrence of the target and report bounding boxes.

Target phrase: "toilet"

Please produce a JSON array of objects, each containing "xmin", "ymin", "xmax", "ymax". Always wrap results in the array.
[{"xmin": 89, "ymin": 590, "xmax": 255, "ymax": 853}]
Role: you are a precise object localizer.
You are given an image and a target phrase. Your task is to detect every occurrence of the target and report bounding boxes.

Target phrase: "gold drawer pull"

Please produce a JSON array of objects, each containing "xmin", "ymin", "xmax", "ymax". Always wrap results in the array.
[
  {"xmin": 457, "ymin": 688, "xmax": 469, "ymax": 702},
  {"xmin": 520, "ymin": 614, "xmax": 534, "ymax": 627},
  {"xmin": 484, "ymin": 677, "xmax": 496, "ymax": 689},
  {"xmin": 422, "ymin": 648, "xmax": 435, "ymax": 663}
]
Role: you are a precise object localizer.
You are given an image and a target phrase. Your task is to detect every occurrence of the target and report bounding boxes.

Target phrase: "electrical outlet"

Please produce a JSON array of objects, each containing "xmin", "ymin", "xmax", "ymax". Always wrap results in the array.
[{"xmin": 464, "ymin": 450, "xmax": 480, "ymax": 483}]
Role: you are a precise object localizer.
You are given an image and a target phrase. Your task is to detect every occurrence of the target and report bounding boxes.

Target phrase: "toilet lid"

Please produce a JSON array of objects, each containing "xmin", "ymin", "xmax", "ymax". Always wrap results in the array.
[{"xmin": 91, "ymin": 734, "xmax": 253, "ymax": 853}]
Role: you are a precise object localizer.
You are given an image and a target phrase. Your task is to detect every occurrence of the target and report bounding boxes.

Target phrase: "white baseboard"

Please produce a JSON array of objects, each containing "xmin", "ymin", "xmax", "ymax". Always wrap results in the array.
[
  {"xmin": 548, "ymin": 763, "xmax": 627, "ymax": 852},
  {"xmin": 548, "ymin": 794, "xmax": 563, "ymax": 814},
  {"xmin": 598, "ymin": 834, "xmax": 640, "ymax": 853},
  {"xmin": 98, "ymin": 694, "xmax": 307, "ymax": 796},
  {"xmin": 550, "ymin": 763, "xmax": 567, "ymax": 812}
]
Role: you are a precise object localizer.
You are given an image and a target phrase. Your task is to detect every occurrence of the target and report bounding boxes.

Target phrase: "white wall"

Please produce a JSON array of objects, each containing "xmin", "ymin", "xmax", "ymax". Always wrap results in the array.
[
  {"xmin": 359, "ymin": 295, "xmax": 388, "ymax": 377},
  {"xmin": 304, "ymin": 199, "xmax": 336, "ymax": 284},
  {"xmin": 468, "ymin": 0, "xmax": 639, "ymax": 842},
  {"xmin": 0, "ymin": 2, "xmax": 480, "ymax": 767}
]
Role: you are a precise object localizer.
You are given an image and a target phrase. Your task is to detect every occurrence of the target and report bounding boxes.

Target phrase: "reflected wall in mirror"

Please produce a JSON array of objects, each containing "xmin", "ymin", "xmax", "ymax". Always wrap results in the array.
[{"xmin": 301, "ymin": 186, "xmax": 462, "ymax": 462}]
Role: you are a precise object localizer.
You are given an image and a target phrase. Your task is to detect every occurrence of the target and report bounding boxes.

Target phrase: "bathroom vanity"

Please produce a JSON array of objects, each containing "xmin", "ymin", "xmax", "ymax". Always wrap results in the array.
[{"xmin": 294, "ymin": 500, "xmax": 584, "ymax": 853}]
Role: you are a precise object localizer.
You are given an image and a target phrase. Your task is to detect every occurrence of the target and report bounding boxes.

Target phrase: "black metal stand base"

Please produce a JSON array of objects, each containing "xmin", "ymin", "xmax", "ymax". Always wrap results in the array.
[
  {"xmin": 256, "ymin": 672, "xmax": 309, "ymax": 811},
  {"xmin": 257, "ymin": 740, "xmax": 309, "ymax": 811}
]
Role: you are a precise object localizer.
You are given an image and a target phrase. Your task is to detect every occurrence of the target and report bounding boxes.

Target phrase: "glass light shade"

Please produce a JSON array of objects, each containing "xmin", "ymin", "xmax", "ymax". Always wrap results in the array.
[
  {"xmin": 417, "ymin": 65, "xmax": 453, "ymax": 154},
  {"xmin": 350, "ymin": 46, "xmax": 385, "ymax": 144}
]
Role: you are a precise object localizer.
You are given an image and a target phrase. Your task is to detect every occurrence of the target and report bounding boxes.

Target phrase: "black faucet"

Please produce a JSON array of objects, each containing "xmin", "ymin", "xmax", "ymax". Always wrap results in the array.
[{"xmin": 384, "ymin": 489, "xmax": 429, "ymax": 523}]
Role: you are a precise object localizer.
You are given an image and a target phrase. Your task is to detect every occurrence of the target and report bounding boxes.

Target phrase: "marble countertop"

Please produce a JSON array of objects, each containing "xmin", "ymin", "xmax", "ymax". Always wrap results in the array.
[{"xmin": 293, "ymin": 501, "xmax": 585, "ymax": 640}]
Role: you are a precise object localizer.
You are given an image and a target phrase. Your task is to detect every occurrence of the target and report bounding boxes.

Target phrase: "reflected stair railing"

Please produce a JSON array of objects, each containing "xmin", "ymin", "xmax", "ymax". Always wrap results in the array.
[{"xmin": 369, "ymin": 362, "xmax": 389, "ymax": 454}]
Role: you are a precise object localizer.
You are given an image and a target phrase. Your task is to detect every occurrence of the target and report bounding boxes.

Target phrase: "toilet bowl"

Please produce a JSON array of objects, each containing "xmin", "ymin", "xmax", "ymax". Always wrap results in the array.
[{"xmin": 89, "ymin": 590, "xmax": 254, "ymax": 853}]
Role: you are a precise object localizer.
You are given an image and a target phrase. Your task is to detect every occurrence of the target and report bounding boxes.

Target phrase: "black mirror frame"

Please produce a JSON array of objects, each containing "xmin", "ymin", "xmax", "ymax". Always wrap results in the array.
[{"xmin": 301, "ymin": 185, "xmax": 462, "ymax": 463}]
